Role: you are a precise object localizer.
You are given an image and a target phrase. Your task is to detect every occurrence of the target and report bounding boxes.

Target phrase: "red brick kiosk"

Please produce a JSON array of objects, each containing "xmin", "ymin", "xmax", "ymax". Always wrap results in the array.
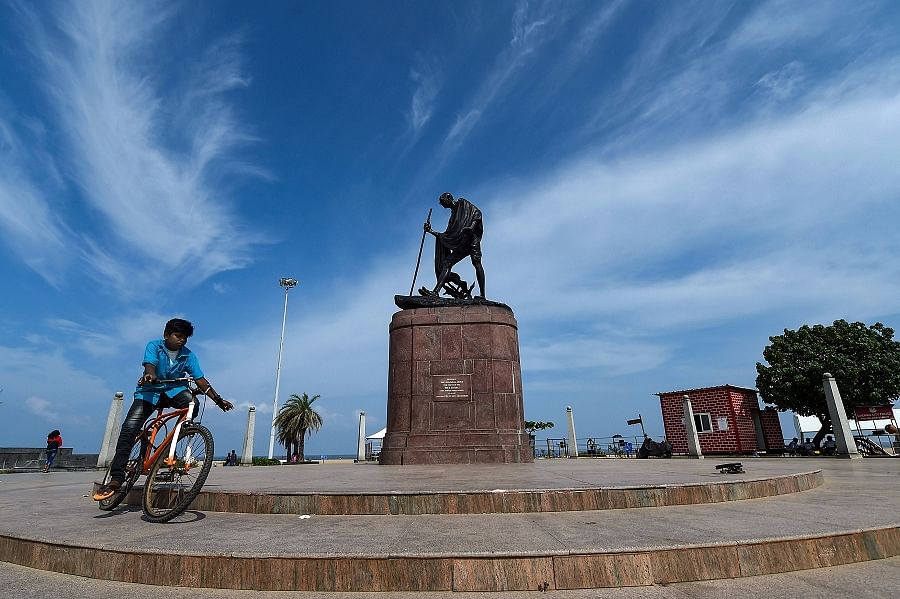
[
  {"xmin": 657, "ymin": 384, "xmax": 784, "ymax": 455},
  {"xmin": 380, "ymin": 303, "xmax": 532, "ymax": 464}
]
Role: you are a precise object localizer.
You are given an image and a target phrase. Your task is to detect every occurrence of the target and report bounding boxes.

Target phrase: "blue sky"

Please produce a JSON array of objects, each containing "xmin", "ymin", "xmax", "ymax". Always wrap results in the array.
[{"xmin": 2, "ymin": 0, "xmax": 900, "ymax": 456}]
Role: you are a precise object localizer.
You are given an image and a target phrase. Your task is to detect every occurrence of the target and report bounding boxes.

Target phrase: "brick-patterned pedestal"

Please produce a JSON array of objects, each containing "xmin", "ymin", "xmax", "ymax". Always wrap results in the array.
[{"xmin": 380, "ymin": 304, "xmax": 533, "ymax": 465}]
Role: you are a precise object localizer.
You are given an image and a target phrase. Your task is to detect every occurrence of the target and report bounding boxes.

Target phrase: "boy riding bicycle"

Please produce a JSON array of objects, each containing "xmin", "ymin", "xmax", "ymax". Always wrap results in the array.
[{"xmin": 93, "ymin": 318, "xmax": 232, "ymax": 501}]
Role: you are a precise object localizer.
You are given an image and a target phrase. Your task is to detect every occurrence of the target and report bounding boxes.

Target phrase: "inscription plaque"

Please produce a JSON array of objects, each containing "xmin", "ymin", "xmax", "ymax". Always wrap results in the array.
[{"xmin": 432, "ymin": 374, "xmax": 472, "ymax": 401}]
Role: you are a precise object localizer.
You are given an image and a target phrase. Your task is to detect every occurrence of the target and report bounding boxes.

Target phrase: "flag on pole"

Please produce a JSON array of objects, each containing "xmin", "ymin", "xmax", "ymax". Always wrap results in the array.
[{"xmin": 627, "ymin": 417, "xmax": 642, "ymax": 425}]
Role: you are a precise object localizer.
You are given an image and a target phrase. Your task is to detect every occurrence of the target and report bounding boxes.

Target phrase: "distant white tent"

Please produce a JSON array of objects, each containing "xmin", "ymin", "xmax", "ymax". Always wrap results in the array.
[
  {"xmin": 795, "ymin": 408, "xmax": 900, "ymax": 437},
  {"xmin": 367, "ymin": 427, "xmax": 386, "ymax": 440}
]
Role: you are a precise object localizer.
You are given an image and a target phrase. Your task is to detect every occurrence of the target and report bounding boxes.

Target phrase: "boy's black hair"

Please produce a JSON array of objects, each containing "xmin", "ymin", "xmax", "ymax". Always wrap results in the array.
[
  {"xmin": 164, "ymin": 318, "xmax": 194, "ymax": 338},
  {"xmin": 48, "ymin": 430, "xmax": 60, "ymax": 438}
]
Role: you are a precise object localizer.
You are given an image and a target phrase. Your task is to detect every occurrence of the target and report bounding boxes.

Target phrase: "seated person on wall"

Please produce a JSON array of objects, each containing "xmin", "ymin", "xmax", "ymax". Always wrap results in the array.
[
  {"xmin": 800, "ymin": 438, "xmax": 815, "ymax": 456},
  {"xmin": 787, "ymin": 437, "xmax": 799, "ymax": 456},
  {"xmin": 822, "ymin": 435, "xmax": 837, "ymax": 456}
]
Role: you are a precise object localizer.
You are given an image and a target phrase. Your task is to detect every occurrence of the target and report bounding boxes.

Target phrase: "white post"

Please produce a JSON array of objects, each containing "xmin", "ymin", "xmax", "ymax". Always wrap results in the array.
[
  {"xmin": 793, "ymin": 413, "xmax": 804, "ymax": 444},
  {"xmin": 97, "ymin": 391, "xmax": 125, "ymax": 468},
  {"xmin": 356, "ymin": 411, "xmax": 366, "ymax": 462},
  {"xmin": 822, "ymin": 373, "xmax": 861, "ymax": 459},
  {"xmin": 683, "ymin": 395, "xmax": 704, "ymax": 459},
  {"xmin": 241, "ymin": 406, "xmax": 256, "ymax": 466},
  {"xmin": 269, "ymin": 277, "xmax": 298, "ymax": 459},
  {"xmin": 566, "ymin": 406, "xmax": 579, "ymax": 458}
]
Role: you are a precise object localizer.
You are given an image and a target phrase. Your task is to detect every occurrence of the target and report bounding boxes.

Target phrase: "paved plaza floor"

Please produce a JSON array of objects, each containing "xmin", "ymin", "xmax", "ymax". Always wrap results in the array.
[{"xmin": 0, "ymin": 457, "xmax": 897, "ymax": 592}]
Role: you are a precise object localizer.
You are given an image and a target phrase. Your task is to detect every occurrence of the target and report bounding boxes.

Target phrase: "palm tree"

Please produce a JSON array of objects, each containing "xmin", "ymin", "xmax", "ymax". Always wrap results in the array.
[{"xmin": 273, "ymin": 393, "xmax": 323, "ymax": 462}]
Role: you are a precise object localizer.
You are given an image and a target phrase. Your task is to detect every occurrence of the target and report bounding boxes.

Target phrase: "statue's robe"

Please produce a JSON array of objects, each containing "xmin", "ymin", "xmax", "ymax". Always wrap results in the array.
[{"xmin": 434, "ymin": 198, "xmax": 483, "ymax": 278}]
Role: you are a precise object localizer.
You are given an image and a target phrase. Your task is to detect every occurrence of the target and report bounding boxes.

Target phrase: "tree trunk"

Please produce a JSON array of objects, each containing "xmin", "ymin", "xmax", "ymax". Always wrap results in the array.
[
  {"xmin": 813, "ymin": 415, "xmax": 833, "ymax": 448},
  {"xmin": 298, "ymin": 432, "xmax": 306, "ymax": 463}
]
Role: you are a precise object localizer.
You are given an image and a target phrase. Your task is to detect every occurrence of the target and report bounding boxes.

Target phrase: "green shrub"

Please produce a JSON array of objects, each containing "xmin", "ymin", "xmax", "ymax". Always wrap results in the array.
[{"xmin": 251, "ymin": 457, "xmax": 281, "ymax": 466}]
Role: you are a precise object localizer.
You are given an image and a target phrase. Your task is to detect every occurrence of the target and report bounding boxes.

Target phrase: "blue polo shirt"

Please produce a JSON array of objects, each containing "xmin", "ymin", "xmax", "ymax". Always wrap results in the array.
[{"xmin": 134, "ymin": 339, "xmax": 205, "ymax": 405}]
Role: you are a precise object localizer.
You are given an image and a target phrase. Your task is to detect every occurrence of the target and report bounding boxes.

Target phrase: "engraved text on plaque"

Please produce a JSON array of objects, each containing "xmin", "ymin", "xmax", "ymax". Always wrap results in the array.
[{"xmin": 432, "ymin": 374, "xmax": 472, "ymax": 401}]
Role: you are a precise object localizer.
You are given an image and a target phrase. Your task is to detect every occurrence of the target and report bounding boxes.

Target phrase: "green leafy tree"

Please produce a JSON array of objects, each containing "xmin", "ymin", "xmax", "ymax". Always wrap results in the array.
[
  {"xmin": 756, "ymin": 320, "xmax": 900, "ymax": 445},
  {"xmin": 274, "ymin": 393, "xmax": 323, "ymax": 461},
  {"xmin": 524, "ymin": 421, "xmax": 555, "ymax": 436}
]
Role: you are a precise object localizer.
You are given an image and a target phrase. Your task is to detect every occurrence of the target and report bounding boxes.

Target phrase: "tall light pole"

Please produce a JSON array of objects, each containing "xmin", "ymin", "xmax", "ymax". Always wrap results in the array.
[{"xmin": 269, "ymin": 277, "xmax": 299, "ymax": 459}]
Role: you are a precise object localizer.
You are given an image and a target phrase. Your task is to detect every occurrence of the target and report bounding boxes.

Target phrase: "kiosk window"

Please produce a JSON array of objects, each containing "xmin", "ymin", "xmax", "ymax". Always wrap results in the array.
[{"xmin": 694, "ymin": 413, "xmax": 712, "ymax": 433}]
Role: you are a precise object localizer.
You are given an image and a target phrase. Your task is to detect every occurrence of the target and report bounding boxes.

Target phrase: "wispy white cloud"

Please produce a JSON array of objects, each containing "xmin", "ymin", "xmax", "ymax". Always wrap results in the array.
[
  {"xmin": 570, "ymin": 0, "xmax": 899, "ymax": 171},
  {"xmin": 521, "ymin": 337, "xmax": 670, "ymax": 376},
  {"xmin": 483, "ymin": 90, "xmax": 900, "ymax": 332},
  {"xmin": 446, "ymin": 110, "xmax": 482, "ymax": 144},
  {"xmin": 14, "ymin": 1, "xmax": 264, "ymax": 294},
  {"xmin": 44, "ymin": 311, "xmax": 178, "ymax": 358},
  {"xmin": 407, "ymin": 54, "xmax": 441, "ymax": 133},
  {"xmin": 440, "ymin": 1, "xmax": 555, "ymax": 154},
  {"xmin": 727, "ymin": 0, "xmax": 863, "ymax": 51},
  {"xmin": 527, "ymin": 0, "xmax": 623, "ymax": 106},
  {"xmin": 0, "ymin": 344, "xmax": 111, "ymax": 440},
  {"xmin": 754, "ymin": 61, "xmax": 806, "ymax": 102},
  {"xmin": 25, "ymin": 396, "xmax": 57, "ymax": 419},
  {"xmin": 0, "ymin": 112, "xmax": 70, "ymax": 285},
  {"xmin": 580, "ymin": 3, "xmax": 738, "ymax": 150}
]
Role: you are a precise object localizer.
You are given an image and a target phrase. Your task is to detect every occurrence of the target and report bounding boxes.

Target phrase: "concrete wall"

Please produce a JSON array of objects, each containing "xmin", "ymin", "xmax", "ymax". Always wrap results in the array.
[
  {"xmin": 0, "ymin": 448, "xmax": 100, "ymax": 469},
  {"xmin": 758, "ymin": 408, "xmax": 786, "ymax": 449}
]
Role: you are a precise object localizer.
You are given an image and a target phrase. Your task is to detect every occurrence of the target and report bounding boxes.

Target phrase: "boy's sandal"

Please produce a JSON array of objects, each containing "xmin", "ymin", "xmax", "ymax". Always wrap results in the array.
[
  {"xmin": 91, "ymin": 480, "xmax": 122, "ymax": 501},
  {"xmin": 92, "ymin": 487, "xmax": 116, "ymax": 501}
]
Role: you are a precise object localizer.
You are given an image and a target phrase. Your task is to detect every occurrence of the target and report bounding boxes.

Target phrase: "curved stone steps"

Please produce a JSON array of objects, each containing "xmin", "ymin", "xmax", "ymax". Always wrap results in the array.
[
  {"xmin": 0, "ymin": 460, "xmax": 896, "ymax": 591},
  {"xmin": 120, "ymin": 469, "xmax": 822, "ymax": 515}
]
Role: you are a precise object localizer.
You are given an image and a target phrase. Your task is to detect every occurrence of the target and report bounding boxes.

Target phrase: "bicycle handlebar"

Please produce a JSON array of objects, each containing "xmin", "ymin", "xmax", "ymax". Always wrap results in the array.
[
  {"xmin": 151, "ymin": 377, "xmax": 195, "ymax": 385},
  {"xmin": 139, "ymin": 376, "xmax": 233, "ymax": 412}
]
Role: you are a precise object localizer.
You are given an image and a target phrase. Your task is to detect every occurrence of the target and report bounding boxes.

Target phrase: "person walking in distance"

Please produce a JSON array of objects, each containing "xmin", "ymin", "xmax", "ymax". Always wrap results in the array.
[{"xmin": 43, "ymin": 430, "xmax": 62, "ymax": 472}]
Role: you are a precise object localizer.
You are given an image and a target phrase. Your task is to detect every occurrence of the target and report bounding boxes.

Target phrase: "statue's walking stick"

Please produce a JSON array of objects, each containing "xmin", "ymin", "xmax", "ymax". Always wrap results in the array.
[{"xmin": 409, "ymin": 208, "xmax": 432, "ymax": 296}]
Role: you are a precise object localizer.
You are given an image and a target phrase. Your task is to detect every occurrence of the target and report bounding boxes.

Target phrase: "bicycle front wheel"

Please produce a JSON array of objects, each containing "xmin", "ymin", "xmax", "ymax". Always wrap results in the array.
[{"xmin": 142, "ymin": 424, "xmax": 214, "ymax": 523}]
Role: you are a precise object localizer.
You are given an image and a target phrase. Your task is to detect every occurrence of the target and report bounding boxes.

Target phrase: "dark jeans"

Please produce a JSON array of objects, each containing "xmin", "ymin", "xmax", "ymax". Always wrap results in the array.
[
  {"xmin": 45, "ymin": 448, "xmax": 58, "ymax": 468},
  {"xmin": 109, "ymin": 391, "xmax": 196, "ymax": 483}
]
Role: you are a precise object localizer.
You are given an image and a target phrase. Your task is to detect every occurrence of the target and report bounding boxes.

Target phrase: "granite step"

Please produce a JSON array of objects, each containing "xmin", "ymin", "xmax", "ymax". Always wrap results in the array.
[{"xmin": 0, "ymin": 460, "xmax": 897, "ymax": 591}]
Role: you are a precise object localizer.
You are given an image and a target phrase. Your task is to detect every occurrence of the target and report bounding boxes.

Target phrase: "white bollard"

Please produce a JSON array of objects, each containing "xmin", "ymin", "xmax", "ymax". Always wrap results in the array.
[
  {"xmin": 241, "ymin": 406, "xmax": 256, "ymax": 466},
  {"xmin": 793, "ymin": 413, "xmax": 804, "ymax": 445},
  {"xmin": 683, "ymin": 395, "xmax": 704, "ymax": 459},
  {"xmin": 97, "ymin": 391, "xmax": 125, "ymax": 468},
  {"xmin": 566, "ymin": 406, "xmax": 579, "ymax": 457},
  {"xmin": 356, "ymin": 411, "xmax": 366, "ymax": 462},
  {"xmin": 822, "ymin": 373, "xmax": 861, "ymax": 459}
]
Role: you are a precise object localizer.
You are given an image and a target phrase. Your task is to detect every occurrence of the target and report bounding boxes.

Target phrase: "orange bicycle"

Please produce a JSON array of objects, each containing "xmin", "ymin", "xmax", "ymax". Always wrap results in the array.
[{"xmin": 96, "ymin": 376, "xmax": 218, "ymax": 523}]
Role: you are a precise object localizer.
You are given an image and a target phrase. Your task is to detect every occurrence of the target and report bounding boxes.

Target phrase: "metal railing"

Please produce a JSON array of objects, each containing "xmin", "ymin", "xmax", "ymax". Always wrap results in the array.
[
  {"xmin": 783, "ymin": 433, "xmax": 899, "ymax": 456},
  {"xmin": 533, "ymin": 434, "xmax": 656, "ymax": 458}
]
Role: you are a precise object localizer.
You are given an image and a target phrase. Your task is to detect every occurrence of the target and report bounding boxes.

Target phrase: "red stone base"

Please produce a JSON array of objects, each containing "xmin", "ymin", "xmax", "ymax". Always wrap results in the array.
[{"xmin": 380, "ymin": 304, "xmax": 533, "ymax": 465}]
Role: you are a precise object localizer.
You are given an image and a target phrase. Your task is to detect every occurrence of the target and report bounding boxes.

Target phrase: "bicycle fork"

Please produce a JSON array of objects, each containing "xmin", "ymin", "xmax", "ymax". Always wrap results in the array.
[{"xmin": 165, "ymin": 402, "xmax": 195, "ymax": 468}]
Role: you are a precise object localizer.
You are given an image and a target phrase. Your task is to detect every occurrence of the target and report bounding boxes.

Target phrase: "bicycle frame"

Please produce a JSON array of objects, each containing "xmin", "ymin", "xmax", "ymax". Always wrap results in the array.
[
  {"xmin": 135, "ymin": 376, "xmax": 204, "ymax": 473},
  {"xmin": 137, "ymin": 402, "xmax": 194, "ymax": 474}
]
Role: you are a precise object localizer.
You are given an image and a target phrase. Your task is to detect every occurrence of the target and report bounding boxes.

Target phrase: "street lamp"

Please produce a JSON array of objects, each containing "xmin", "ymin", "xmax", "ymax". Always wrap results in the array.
[{"xmin": 269, "ymin": 277, "xmax": 299, "ymax": 460}]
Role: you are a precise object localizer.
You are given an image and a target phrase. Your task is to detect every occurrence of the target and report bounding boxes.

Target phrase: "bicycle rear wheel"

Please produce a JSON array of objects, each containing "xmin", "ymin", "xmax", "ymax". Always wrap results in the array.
[
  {"xmin": 141, "ymin": 424, "xmax": 214, "ymax": 523},
  {"xmin": 98, "ymin": 434, "xmax": 144, "ymax": 511}
]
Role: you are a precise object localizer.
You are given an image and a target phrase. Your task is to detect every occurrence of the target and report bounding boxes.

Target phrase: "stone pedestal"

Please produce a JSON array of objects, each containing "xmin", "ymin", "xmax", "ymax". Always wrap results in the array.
[{"xmin": 380, "ymin": 304, "xmax": 533, "ymax": 465}]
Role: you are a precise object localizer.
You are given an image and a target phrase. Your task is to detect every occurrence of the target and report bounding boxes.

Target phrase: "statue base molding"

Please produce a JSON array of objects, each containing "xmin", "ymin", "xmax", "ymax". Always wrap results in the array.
[{"xmin": 393, "ymin": 294, "xmax": 510, "ymax": 311}]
